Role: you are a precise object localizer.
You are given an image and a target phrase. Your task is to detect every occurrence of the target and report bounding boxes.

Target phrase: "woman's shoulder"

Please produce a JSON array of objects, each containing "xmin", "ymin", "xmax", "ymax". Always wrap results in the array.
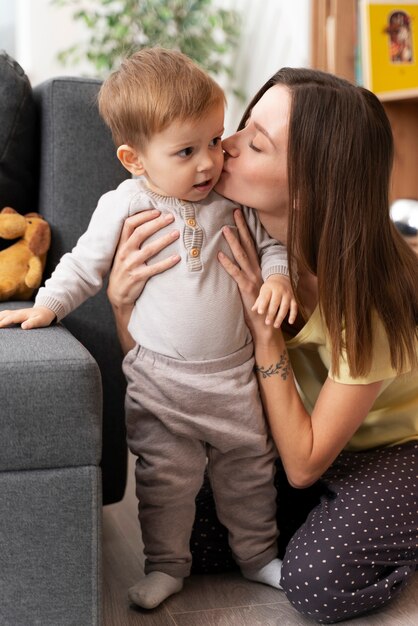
[
  {"xmin": 286, "ymin": 305, "xmax": 416, "ymax": 385},
  {"xmin": 333, "ymin": 312, "xmax": 417, "ymax": 385}
]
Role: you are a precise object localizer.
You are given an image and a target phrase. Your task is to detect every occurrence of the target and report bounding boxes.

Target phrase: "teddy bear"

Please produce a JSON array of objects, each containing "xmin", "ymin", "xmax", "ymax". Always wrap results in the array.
[{"xmin": 0, "ymin": 207, "xmax": 51, "ymax": 301}]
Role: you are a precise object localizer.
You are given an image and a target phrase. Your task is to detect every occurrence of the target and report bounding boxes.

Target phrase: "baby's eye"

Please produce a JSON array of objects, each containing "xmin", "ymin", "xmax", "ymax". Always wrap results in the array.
[
  {"xmin": 177, "ymin": 146, "xmax": 194, "ymax": 158},
  {"xmin": 209, "ymin": 136, "xmax": 222, "ymax": 148}
]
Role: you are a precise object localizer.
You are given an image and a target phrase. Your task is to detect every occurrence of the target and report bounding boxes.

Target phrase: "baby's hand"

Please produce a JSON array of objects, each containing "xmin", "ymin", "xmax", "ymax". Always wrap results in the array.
[
  {"xmin": 252, "ymin": 274, "xmax": 298, "ymax": 328},
  {"xmin": 0, "ymin": 306, "xmax": 56, "ymax": 330}
]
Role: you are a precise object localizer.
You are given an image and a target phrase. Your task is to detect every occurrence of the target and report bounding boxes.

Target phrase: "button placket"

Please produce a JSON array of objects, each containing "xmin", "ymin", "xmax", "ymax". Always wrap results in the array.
[{"xmin": 180, "ymin": 204, "xmax": 203, "ymax": 271}]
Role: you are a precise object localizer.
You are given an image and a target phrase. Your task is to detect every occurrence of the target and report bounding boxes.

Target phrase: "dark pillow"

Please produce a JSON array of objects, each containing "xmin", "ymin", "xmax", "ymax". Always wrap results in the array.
[{"xmin": 0, "ymin": 52, "xmax": 38, "ymax": 216}]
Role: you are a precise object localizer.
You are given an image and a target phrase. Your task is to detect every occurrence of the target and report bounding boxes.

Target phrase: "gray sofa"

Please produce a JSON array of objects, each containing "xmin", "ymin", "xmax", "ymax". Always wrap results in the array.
[{"xmin": 0, "ymin": 52, "xmax": 129, "ymax": 625}]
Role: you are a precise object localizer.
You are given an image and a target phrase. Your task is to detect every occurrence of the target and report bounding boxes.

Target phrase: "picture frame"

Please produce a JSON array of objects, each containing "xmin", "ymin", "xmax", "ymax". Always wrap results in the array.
[{"xmin": 359, "ymin": 0, "xmax": 418, "ymax": 99}]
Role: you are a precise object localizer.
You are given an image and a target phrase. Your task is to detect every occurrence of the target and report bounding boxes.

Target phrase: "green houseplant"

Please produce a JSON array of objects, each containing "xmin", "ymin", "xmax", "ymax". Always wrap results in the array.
[{"xmin": 52, "ymin": 0, "xmax": 242, "ymax": 94}]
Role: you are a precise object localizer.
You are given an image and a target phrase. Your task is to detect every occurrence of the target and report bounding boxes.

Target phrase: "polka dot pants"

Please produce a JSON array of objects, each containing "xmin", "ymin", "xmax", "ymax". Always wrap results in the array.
[{"xmin": 190, "ymin": 441, "xmax": 417, "ymax": 623}]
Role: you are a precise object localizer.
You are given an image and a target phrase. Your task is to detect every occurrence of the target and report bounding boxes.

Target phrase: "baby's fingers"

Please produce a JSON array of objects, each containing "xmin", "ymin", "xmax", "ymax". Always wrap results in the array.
[
  {"xmin": 288, "ymin": 299, "xmax": 298, "ymax": 325},
  {"xmin": 272, "ymin": 296, "xmax": 292, "ymax": 328},
  {"xmin": 21, "ymin": 315, "xmax": 44, "ymax": 330},
  {"xmin": 21, "ymin": 307, "xmax": 56, "ymax": 329},
  {"xmin": 251, "ymin": 291, "xmax": 269, "ymax": 315},
  {"xmin": 0, "ymin": 306, "xmax": 55, "ymax": 329},
  {"xmin": 0, "ymin": 308, "xmax": 33, "ymax": 328}
]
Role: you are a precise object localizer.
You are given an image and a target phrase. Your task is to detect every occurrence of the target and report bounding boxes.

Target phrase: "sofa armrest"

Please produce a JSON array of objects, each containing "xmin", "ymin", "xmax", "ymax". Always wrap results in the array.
[{"xmin": 0, "ymin": 302, "xmax": 102, "ymax": 473}]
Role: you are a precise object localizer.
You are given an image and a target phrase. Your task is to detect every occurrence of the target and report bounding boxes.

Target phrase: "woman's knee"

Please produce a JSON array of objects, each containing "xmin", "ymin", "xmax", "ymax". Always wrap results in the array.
[
  {"xmin": 281, "ymin": 553, "xmax": 349, "ymax": 623},
  {"xmin": 281, "ymin": 550, "xmax": 415, "ymax": 623}
]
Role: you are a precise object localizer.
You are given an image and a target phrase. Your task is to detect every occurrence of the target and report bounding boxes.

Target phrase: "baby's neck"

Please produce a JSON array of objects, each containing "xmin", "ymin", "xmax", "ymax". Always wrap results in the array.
[{"xmin": 144, "ymin": 178, "xmax": 171, "ymax": 198}]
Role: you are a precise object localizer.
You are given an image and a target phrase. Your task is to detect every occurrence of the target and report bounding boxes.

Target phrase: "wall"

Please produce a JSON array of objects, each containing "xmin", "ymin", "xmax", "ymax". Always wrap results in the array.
[
  {"xmin": 0, "ymin": 0, "xmax": 15, "ymax": 53},
  {"xmin": 225, "ymin": 0, "xmax": 311, "ymax": 132},
  {"xmin": 13, "ymin": 0, "xmax": 93, "ymax": 83},
  {"xmin": 4, "ymin": 0, "xmax": 311, "ymax": 134}
]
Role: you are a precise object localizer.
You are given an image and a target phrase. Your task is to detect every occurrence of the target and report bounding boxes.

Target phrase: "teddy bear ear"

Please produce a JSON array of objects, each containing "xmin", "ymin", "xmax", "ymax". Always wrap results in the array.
[
  {"xmin": 1, "ymin": 206, "xmax": 18, "ymax": 214},
  {"xmin": 28, "ymin": 222, "xmax": 51, "ymax": 256}
]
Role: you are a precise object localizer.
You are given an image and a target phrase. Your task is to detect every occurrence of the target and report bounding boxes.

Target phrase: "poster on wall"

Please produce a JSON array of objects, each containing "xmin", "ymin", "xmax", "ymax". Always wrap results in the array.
[{"xmin": 360, "ymin": 0, "xmax": 418, "ymax": 99}]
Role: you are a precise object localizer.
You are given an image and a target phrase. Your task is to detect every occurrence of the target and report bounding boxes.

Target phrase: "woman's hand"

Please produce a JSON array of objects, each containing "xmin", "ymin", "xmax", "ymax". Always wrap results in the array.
[
  {"xmin": 218, "ymin": 208, "xmax": 275, "ymax": 343},
  {"xmin": 108, "ymin": 209, "xmax": 180, "ymax": 309},
  {"xmin": 108, "ymin": 209, "xmax": 180, "ymax": 353}
]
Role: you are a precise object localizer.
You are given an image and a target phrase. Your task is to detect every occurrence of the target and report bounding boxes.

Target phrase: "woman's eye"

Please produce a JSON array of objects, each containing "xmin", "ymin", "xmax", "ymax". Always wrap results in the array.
[
  {"xmin": 249, "ymin": 141, "xmax": 261, "ymax": 153},
  {"xmin": 209, "ymin": 136, "xmax": 222, "ymax": 147},
  {"xmin": 177, "ymin": 146, "xmax": 194, "ymax": 158}
]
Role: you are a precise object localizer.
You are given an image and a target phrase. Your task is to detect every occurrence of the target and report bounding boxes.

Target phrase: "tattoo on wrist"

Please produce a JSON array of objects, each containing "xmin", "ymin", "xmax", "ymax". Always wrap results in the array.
[{"xmin": 254, "ymin": 352, "xmax": 291, "ymax": 380}]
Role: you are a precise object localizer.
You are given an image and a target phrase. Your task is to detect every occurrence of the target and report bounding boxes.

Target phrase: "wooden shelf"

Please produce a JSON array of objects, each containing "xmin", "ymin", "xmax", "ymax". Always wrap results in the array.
[{"xmin": 311, "ymin": 0, "xmax": 418, "ymax": 201}]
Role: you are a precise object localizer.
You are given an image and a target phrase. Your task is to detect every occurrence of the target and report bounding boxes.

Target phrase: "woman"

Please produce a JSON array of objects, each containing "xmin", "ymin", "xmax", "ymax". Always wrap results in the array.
[{"xmin": 108, "ymin": 68, "xmax": 418, "ymax": 623}]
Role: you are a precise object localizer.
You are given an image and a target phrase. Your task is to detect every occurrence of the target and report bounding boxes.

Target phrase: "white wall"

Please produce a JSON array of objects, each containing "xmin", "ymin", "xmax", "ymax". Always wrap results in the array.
[
  {"xmin": 6, "ymin": 0, "xmax": 311, "ymax": 134},
  {"xmin": 0, "ymin": 0, "xmax": 15, "ymax": 54},
  {"xmin": 225, "ymin": 0, "xmax": 311, "ymax": 133},
  {"xmin": 14, "ymin": 0, "xmax": 93, "ymax": 83}
]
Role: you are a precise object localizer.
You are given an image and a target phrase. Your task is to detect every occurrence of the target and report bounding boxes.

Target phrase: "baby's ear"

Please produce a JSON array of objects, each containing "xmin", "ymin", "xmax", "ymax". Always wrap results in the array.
[{"xmin": 117, "ymin": 144, "xmax": 145, "ymax": 176}]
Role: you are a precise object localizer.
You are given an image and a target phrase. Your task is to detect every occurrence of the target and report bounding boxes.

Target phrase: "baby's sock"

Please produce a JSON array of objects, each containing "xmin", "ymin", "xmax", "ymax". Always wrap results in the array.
[
  {"xmin": 128, "ymin": 571, "xmax": 184, "ymax": 609},
  {"xmin": 242, "ymin": 557, "xmax": 283, "ymax": 590}
]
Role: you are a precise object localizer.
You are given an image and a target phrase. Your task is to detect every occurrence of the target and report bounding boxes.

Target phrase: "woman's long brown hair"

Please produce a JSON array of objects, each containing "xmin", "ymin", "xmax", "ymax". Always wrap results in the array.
[{"xmin": 240, "ymin": 68, "xmax": 418, "ymax": 377}]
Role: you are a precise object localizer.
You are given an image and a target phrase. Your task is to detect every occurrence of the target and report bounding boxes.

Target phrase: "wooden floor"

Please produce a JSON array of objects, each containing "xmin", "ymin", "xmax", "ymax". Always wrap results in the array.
[{"xmin": 103, "ymin": 454, "xmax": 418, "ymax": 626}]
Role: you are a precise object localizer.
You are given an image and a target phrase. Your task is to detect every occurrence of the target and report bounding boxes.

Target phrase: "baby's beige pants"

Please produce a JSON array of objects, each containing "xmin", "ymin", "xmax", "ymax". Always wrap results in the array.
[{"xmin": 123, "ymin": 342, "xmax": 279, "ymax": 578}]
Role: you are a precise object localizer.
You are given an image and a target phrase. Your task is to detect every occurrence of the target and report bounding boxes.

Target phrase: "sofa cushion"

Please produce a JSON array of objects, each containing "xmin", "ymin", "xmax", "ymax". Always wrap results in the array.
[
  {"xmin": 0, "ymin": 302, "xmax": 102, "ymax": 472},
  {"xmin": 0, "ymin": 52, "xmax": 38, "ymax": 218}
]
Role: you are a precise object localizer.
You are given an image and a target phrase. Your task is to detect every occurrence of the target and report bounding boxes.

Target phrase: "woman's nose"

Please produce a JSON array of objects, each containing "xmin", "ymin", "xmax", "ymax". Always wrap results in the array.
[{"xmin": 222, "ymin": 134, "xmax": 239, "ymax": 158}]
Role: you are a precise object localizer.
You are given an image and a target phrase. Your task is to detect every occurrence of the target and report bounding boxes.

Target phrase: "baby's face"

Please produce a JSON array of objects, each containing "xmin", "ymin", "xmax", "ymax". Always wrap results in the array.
[{"xmin": 139, "ymin": 103, "xmax": 225, "ymax": 202}]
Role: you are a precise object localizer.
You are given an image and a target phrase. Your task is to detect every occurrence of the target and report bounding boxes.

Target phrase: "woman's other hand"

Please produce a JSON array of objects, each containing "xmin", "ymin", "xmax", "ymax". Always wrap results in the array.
[{"xmin": 218, "ymin": 208, "xmax": 273, "ymax": 342}]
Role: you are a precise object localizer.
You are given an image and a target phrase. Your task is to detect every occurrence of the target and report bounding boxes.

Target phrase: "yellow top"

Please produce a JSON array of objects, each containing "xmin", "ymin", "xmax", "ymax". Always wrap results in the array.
[{"xmin": 286, "ymin": 307, "xmax": 418, "ymax": 451}]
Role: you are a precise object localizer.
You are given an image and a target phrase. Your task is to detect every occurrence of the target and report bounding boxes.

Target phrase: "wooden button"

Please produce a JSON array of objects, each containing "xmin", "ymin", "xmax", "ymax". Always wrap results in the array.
[
  {"xmin": 190, "ymin": 247, "xmax": 200, "ymax": 258},
  {"xmin": 186, "ymin": 218, "xmax": 196, "ymax": 227}
]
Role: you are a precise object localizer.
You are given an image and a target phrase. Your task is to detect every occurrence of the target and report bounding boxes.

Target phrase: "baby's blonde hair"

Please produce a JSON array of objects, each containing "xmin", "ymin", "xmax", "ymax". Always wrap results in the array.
[{"xmin": 98, "ymin": 47, "xmax": 225, "ymax": 149}]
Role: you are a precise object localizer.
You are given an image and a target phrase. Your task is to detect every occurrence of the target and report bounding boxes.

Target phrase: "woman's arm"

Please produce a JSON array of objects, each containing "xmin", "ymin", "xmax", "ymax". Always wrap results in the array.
[
  {"xmin": 219, "ymin": 210, "xmax": 382, "ymax": 488},
  {"xmin": 253, "ymin": 333, "xmax": 382, "ymax": 487},
  {"xmin": 108, "ymin": 209, "xmax": 180, "ymax": 354}
]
